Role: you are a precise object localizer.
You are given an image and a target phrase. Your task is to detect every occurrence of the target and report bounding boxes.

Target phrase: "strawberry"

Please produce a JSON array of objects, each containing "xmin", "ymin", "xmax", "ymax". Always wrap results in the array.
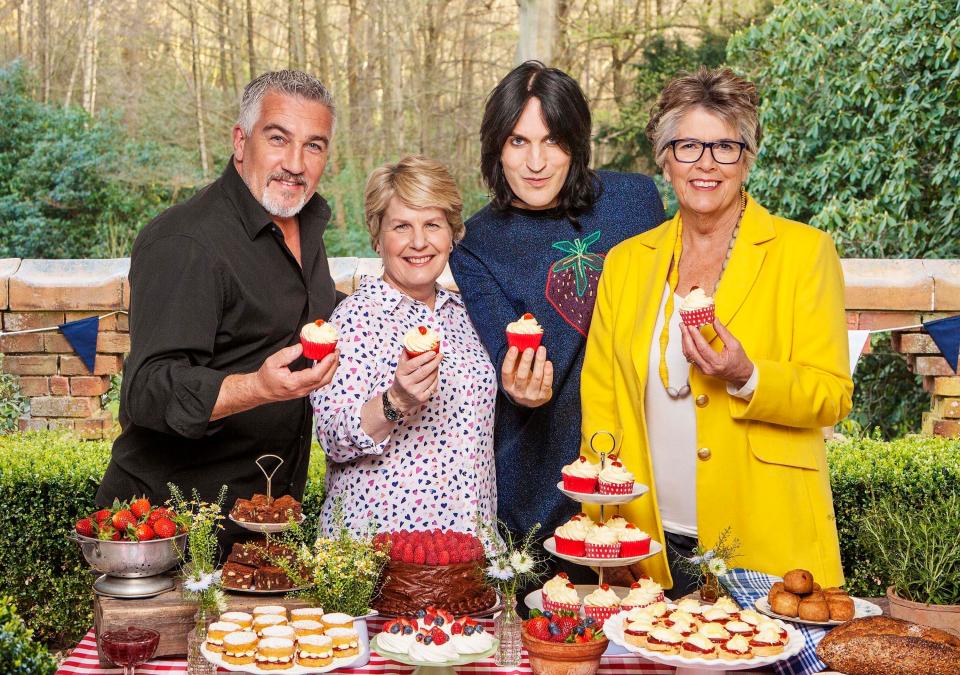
[
  {"xmin": 134, "ymin": 523, "xmax": 155, "ymax": 541},
  {"xmin": 152, "ymin": 517, "xmax": 177, "ymax": 539},
  {"xmin": 525, "ymin": 616, "xmax": 551, "ymax": 641},
  {"xmin": 146, "ymin": 507, "xmax": 172, "ymax": 525},
  {"xmin": 429, "ymin": 627, "xmax": 448, "ymax": 645},
  {"xmin": 75, "ymin": 518, "xmax": 95, "ymax": 538},
  {"xmin": 555, "ymin": 616, "xmax": 579, "ymax": 639},
  {"xmin": 438, "ymin": 550, "xmax": 450, "ymax": 565},
  {"xmin": 413, "ymin": 545, "xmax": 426, "ymax": 565},
  {"xmin": 112, "ymin": 509, "xmax": 136, "ymax": 531},
  {"xmin": 90, "ymin": 509, "xmax": 111, "ymax": 525},
  {"xmin": 545, "ymin": 230, "xmax": 606, "ymax": 335},
  {"xmin": 130, "ymin": 497, "xmax": 151, "ymax": 519},
  {"xmin": 448, "ymin": 548, "xmax": 461, "ymax": 564}
]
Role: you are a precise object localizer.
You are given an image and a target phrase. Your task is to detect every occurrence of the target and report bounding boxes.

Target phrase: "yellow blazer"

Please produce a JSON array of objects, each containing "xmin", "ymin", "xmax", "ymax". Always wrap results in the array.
[{"xmin": 580, "ymin": 195, "xmax": 852, "ymax": 587}]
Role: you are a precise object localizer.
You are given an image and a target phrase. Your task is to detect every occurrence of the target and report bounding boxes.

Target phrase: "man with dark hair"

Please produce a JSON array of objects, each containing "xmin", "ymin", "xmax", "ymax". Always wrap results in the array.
[{"xmin": 97, "ymin": 71, "xmax": 340, "ymax": 551}]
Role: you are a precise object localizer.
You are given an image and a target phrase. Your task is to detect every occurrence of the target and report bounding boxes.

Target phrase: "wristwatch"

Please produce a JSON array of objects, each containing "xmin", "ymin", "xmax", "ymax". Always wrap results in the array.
[{"xmin": 382, "ymin": 389, "xmax": 405, "ymax": 422}]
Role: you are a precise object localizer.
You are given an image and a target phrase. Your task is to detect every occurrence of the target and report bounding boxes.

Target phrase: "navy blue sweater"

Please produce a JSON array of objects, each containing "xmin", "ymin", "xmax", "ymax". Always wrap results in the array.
[{"xmin": 450, "ymin": 171, "xmax": 665, "ymax": 538}]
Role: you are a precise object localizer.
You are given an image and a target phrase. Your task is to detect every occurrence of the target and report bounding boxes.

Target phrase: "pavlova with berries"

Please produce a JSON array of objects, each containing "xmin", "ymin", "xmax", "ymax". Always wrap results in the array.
[{"xmin": 375, "ymin": 606, "xmax": 496, "ymax": 664}]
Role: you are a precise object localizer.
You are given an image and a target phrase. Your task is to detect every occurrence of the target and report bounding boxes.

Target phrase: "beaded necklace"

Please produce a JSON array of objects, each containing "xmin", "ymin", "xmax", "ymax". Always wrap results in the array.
[{"xmin": 658, "ymin": 187, "xmax": 747, "ymax": 399}]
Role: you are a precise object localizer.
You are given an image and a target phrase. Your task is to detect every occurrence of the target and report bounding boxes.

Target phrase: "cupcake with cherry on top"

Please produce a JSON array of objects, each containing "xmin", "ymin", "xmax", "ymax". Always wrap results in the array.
[
  {"xmin": 583, "ymin": 523, "xmax": 620, "ymax": 559},
  {"xmin": 597, "ymin": 459, "xmax": 635, "ymax": 495},
  {"xmin": 553, "ymin": 516, "xmax": 593, "ymax": 557},
  {"xmin": 300, "ymin": 319, "xmax": 339, "ymax": 360},
  {"xmin": 561, "ymin": 455, "xmax": 600, "ymax": 494},
  {"xmin": 617, "ymin": 524, "xmax": 652, "ymax": 557},
  {"xmin": 541, "ymin": 572, "xmax": 582, "ymax": 614},
  {"xmin": 403, "ymin": 325, "xmax": 440, "ymax": 358},
  {"xmin": 505, "ymin": 312, "xmax": 544, "ymax": 352},
  {"xmin": 582, "ymin": 583, "xmax": 621, "ymax": 627}
]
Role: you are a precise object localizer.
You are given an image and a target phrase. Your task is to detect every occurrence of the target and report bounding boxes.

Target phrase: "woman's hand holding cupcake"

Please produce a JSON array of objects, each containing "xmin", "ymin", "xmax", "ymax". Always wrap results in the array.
[
  {"xmin": 386, "ymin": 348, "xmax": 442, "ymax": 418},
  {"xmin": 679, "ymin": 317, "xmax": 754, "ymax": 390}
]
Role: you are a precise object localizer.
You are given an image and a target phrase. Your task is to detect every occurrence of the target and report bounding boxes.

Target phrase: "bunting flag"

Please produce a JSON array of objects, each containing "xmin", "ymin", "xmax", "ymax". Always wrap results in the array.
[
  {"xmin": 58, "ymin": 316, "xmax": 100, "ymax": 373},
  {"xmin": 847, "ymin": 330, "xmax": 871, "ymax": 376},
  {"xmin": 923, "ymin": 315, "xmax": 960, "ymax": 373}
]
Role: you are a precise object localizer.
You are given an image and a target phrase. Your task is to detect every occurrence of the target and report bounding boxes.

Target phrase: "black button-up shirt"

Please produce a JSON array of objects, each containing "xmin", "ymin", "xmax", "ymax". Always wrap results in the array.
[{"xmin": 97, "ymin": 159, "xmax": 337, "ymax": 535}]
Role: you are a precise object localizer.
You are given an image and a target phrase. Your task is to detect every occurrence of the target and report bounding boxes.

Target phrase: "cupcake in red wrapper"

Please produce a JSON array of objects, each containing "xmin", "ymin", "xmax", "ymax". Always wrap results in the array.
[
  {"xmin": 584, "ymin": 523, "xmax": 620, "ymax": 559},
  {"xmin": 553, "ymin": 517, "xmax": 593, "ymax": 557},
  {"xmin": 618, "ymin": 523, "xmax": 652, "ymax": 557},
  {"xmin": 678, "ymin": 286, "xmax": 716, "ymax": 327},
  {"xmin": 402, "ymin": 324, "xmax": 440, "ymax": 358},
  {"xmin": 598, "ymin": 459, "xmax": 635, "ymax": 495},
  {"xmin": 505, "ymin": 312, "xmax": 544, "ymax": 352},
  {"xmin": 583, "ymin": 584, "xmax": 621, "ymax": 628},
  {"xmin": 561, "ymin": 455, "xmax": 600, "ymax": 493},
  {"xmin": 300, "ymin": 319, "xmax": 339, "ymax": 360},
  {"xmin": 541, "ymin": 574, "xmax": 581, "ymax": 614}
]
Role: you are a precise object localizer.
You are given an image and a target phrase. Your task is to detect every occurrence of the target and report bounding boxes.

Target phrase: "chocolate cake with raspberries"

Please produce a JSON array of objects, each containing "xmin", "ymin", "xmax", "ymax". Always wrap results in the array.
[{"xmin": 372, "ymin": 530, "xmax": 496, "ymax": 616}]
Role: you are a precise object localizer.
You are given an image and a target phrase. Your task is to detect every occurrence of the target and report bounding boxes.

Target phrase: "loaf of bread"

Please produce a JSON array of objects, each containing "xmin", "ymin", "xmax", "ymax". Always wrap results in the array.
[{"xmin": 816, "ymin": 616, "xmax": 960, "ymax": 675}]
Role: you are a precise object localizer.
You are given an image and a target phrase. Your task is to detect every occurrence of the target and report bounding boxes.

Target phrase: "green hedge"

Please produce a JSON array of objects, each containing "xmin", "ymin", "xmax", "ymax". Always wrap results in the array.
[
  {"xmin": 828, "ymin": 435, "xmax": 960, "ymax": 597},
  {"xmin": 0, "ymin": 596, "xmax": 56, "ymax": 675},
  {"xmin": 0, "ymin": 431, "xmax": 327, "ymax": 648}
]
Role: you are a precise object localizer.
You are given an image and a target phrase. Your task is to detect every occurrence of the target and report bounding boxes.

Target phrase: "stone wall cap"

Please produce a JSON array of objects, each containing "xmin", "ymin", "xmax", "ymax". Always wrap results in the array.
[
  {"xmin": 841, "ymin": 259, "xmax": 933, "ymax": 311},
  {"xmin": 9, "ymin": 259, "xmax": 130, "ymax": 311},
  {"xmin": 0, "ymin": 258, "xmax": 21, "ymax": 311}
]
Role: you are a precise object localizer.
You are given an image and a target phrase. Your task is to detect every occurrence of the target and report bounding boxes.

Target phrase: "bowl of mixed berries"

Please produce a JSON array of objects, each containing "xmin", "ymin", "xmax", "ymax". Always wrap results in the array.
[
  {"xmin": 522, "ymin": 609, "xmax": 608, "ymax": 675},
  {"xmin": 69, "ymin": 496, "xmax": 187, "ymax": 595}
]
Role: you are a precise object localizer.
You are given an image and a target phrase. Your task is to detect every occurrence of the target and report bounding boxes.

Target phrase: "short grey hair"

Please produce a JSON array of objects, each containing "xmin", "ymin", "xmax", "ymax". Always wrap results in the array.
[
  {"xmin": 238, "ymin": 70, "xmax": 336, "ymax": 135},
  {"xmin": 646, "ymin": 67, "xmax": 761, "ymax": 171}
]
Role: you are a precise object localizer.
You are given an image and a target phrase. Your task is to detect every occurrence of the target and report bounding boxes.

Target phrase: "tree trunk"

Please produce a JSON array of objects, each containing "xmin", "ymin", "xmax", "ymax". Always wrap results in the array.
[
  {"xmin": 313, "ymin": 0, "xmax": 330, "ymax": 84},
  {"xmin": 188, "ymin": 0, "xmax": 210, "ymax": 178},
  {"xmin": 517, "ymin": 0, "xmax": 558, "ymax": 65},
  {"xmin": 217, "ymin": 0, "xmax": 229, "ymax": 91},
  {"xmin": 246, "ymin": 0, "xmax": 256, "ymax": 80},
  {"xmin": 81, "ymin": 0, "xmax": 100, "ymax": 115}
]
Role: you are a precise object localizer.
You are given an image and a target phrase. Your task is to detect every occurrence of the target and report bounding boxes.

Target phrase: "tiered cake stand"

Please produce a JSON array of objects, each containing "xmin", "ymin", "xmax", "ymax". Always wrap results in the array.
[{"xmin": 543, "ymin": 431, "xmax": 662, "ymax": 590}]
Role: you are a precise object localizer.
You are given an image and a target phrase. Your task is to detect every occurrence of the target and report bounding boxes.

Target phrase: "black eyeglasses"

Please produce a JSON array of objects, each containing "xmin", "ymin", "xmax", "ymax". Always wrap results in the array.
[{"xmin": 667, "ymin": 139, "xmax": 747, "ymax": 164}]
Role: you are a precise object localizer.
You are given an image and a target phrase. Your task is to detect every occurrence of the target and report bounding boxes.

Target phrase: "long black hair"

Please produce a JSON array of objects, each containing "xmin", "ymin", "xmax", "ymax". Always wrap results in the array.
[{"xmin": 479, "ymin": 61, "xmax": 598, "ymax": 222}]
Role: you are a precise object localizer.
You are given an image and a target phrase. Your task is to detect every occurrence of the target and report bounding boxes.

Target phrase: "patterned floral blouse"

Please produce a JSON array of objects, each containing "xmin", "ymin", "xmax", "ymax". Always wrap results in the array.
[{"xmin": 311, "ymin": 275, "xmax": 498, "ymax": 537}]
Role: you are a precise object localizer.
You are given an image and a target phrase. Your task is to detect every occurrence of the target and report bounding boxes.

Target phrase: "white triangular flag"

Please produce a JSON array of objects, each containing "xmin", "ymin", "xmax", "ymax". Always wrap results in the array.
[{"xmin": 848, "ymin": 330, "xmax": 871, "ymax": 376}]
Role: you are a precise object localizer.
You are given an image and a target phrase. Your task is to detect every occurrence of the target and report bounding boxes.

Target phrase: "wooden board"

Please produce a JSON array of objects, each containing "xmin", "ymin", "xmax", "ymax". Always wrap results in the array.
[{"xmin": 93, "ymin": 577, "xmax": 313, "ymax": 666}]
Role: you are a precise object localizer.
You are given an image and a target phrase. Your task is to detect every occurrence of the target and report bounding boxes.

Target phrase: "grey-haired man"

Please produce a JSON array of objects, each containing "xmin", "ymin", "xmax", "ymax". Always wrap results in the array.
[{"xmin": 97, "ymin": 71, "xmax": 340, "ymax": 552}]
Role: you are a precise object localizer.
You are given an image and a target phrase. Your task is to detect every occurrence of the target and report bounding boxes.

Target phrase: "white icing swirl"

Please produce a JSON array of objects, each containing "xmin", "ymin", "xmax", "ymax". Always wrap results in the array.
[
  {"xmin": 583, "ymin": 586, "xmax": 621, "ymax": 608},
  {"xmin": 603, "ymin": 516, "xmax": 629, "ymax": 531},
  {"xmin": 505, "ymin": 314, "xmax": 543, "ymax": 335},
  {"xmin": 554, "ymin": 519, "xmax": 592, "ymax": 540},
  {"xmin": 542, "ymin": 573, "xmax": 573, "ymax": 597},
  {"xmin": 622, "ymin": 587, "xmax": 660, "ymax": 607},
  {"xmin": 562, "ymin": 456, "xmax": 600, "ymax": 478},
  {"xmin": 648, "ymin": 627, "xmax": 682, "ymax": 644},
  {"xmin": 377, "ymin": 631, "xmax": 415, "ymax": 653},
  {"xmin": 408, "ymin": 640, "xmax": 459, "ymax": 662},
  {"xmin": 724, "ymin": 634, "xmax": 751, "ymax": 653},
  {"xmin": 598, "ymin": 461, "xmax": 634, "ymax": 484},
  {"xmin": 585, "ymin": 525, "xmax": 618, "ymax": 546},
  {"xmin": 301, "ymin": 320, "xmax": 338, "ymax": 343},
  {"xmin": 679, "ymin": 287, "xmax": 714, "ymax": 311},
  {"xmin": 452, "ymin": 630, "xmax": 494, "ymax": 653},
  {"xmin": 699, "ymin": 622, "xmax": 730, "ymax": 640},
  {"xmin": 617, "ymin": 526, "xmax": 649, "ymax": 543},
  {"xmin": 546, "ymin": 583, "xmax": 579, "ymax": 605},
  {"xmin": 714, "ymin": 596, "xmax": 740, "ymax": 613},
  {"xmin": 403, "ymin": 325, "xmax": 440, "ymax": 353},
  {"xmin": 684, "ymin": 633, "xmax": 715, "ymax": 651}
]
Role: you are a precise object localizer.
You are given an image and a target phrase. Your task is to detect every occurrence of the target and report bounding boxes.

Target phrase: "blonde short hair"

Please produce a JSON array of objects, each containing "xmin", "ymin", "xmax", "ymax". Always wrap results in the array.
[
  {"xmin": 364, "ymin": 156, "xmax": 465, "ymax": 250},
  {"xmin": 646, "ymin": 67, "xmax": 762, "ymax": 171}
]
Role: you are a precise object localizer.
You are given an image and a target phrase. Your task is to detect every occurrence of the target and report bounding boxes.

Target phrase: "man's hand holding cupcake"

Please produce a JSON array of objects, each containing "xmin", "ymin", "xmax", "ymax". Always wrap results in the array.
[{"xmin": 502, "ymin": 312, "xmax": 553, "ymax": 408}]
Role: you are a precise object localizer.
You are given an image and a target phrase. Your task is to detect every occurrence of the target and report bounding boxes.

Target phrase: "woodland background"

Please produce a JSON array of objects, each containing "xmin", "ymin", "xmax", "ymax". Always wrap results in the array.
[{"xmin": 1, "ymin": 0, "xmax": 959, "ymax": 436}]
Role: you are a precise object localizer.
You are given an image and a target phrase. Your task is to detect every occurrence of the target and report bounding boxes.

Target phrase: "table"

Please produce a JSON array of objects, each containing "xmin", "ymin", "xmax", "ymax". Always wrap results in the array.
[{"xmin": 56, "ymin": 618, "xmax": 676, "ymax": 675}]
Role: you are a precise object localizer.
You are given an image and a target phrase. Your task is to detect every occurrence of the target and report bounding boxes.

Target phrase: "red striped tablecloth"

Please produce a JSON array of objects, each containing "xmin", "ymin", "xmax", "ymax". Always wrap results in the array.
[{"xmin": 57, "ymin": 619, "xmax": 675, "ymax": 675}]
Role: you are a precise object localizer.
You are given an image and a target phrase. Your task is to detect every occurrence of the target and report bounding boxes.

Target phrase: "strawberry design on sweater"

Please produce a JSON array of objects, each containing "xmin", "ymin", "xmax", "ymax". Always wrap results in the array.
[{"xmin": 545, "ymin": 230, "xmax": 605, "ymax": 335}]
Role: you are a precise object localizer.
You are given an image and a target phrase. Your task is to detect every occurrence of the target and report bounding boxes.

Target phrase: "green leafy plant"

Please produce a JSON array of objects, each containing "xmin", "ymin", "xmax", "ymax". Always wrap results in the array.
[
  {"xmin": 0, "ymin": 356, "xmax": 28, "ymax": 434},
  {"xmin": 0, "ymin": 596, "xmax": 56, "ymax": 675},
  {"xmin": 858, "ymin": 493, "xmax": 960, "ymax": 605}
]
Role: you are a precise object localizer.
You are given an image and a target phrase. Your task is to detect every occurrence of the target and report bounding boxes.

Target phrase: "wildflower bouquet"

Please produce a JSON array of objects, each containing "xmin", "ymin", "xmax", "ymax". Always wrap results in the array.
[
  {"xmin": 678, "ymin": 526, "xmax": 740, "ymax": 601},
  {"xmin": 478, "ymin": 518, "xmax": 542, "ymax": 608},
  {"xmin": 167, "ymin": 483, "xmax": 229, "ymax": 622},
  {"xmin": 271, "ymin": 498, "xmax": 389, "ymax": 617}
]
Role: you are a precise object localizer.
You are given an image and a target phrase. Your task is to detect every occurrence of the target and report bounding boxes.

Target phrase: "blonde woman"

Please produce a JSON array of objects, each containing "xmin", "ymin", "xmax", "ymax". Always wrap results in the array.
[{"xmin": 311, "ymin": 156, "xmax": 497, "ymax": 537}]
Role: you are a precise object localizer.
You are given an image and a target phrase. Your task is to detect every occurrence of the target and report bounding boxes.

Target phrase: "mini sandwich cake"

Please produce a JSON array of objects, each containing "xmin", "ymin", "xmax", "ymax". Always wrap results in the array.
[
  {"xmin": 253, "ymin": 614, "xmax": 288, "ymax": 635},
  {"xmin": 204, "ymin": 621, "xmax": 241, "ymax": 652},
  {"xmin": 221, "ymin": 630, "xmax": 258, "ymax": 666},
  {"xmin": 290, "ymin": 607, "xmax": 324, "ymax": 623},
  {"xmin": 681, "ymin": 633, "xmax": 718, "ymax": 660},
  {"xmin": 290, "ymin": 619, "xmax": 325, "ymax": 638},
  {"xmin": 326, "ymin": 627, "xmax": 360, "ymax": 659},
  {"xmin": 700, "ymin": 606, "xmax": 732, "ymax": 625},
  {"xmin": 725, "ymin": 620, "xmax": 755, "ymax": 639},
  {"xmin": 253, "ymin": 605, "xmax": 288, "ymax": 618},
  {"xmin": 256, "ymin": 636, "xmax": 295, "ymax": 670},
  {"xmin": 297, "ymin": 634, "xmax": 334, "ymax": 667},
  {"xmin": 220, "ymin": 611, "xmax": 253, "ymax": 630},
  {"xmin": 713, "ymin": 596, "xmax": 741, "ymax": 614},
  {"xmin": 321, "ymin": 612, "xmax": 353, "ymax": 631},
  {"xmin": 261, "ymin": 625, "xmax": 297, "ymax": 642}
]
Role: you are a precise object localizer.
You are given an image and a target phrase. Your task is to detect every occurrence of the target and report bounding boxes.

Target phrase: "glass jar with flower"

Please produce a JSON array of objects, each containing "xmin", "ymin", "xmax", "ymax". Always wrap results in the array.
[
  {"xmin": 680, "ymin": 526, "xmax": 740, "ymax": 602},
  {"xmin": 478, "ymin": 519, "xmax": 542, "ymax": 667}
]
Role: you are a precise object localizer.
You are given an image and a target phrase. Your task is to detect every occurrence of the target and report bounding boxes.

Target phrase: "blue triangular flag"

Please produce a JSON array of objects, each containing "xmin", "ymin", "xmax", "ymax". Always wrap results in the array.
[
  {"xmin": 924, "ymin": 314, "xmax": 960, "ymax": 373},
  {"xmin": 58, "ymin": 316, "xmax": 99, "ymax": 373}
]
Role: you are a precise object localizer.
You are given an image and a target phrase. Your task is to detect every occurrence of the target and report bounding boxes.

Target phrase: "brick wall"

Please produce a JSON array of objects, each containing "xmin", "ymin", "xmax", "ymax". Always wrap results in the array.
[{"xmin": 2, "ymin": 258, "xmax": 959, "ymax": 439}]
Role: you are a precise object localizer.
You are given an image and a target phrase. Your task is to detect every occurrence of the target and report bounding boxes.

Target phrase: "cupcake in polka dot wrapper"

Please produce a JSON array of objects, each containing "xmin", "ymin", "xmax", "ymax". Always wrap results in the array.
[
  {"xmin": 300, "ymin": 319, "xmax": 338, "ymax": 360},
  {"xmin": 583, "ymin": 583, "xmax": 621, "ymax": 627},
  {"xmin": 598, "ymin": 459, "xmax": 635, "ymax": 495},
  {"xmin": 403, "ymin": 324, "xmax": 440, "ymax": 358},
  {"xmin": 584, "ymin": 522, "xmax": 620, "ymax": 559},
  {"xmin": 505, "ymin": 312, "xmax": 544, "ymax": 352},
  {"xmin": 678, "ymin": 286, "xmax": 716, "ymax": 327},
  {"xmin": 541, "ymin": 572, "xmax": 582, "ymax": 614}
]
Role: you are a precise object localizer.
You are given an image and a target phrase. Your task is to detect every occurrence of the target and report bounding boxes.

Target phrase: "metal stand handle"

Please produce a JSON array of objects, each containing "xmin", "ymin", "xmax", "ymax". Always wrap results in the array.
[{"xmin": 255, "ymin": 454, "xmax": 284, "ymax": 501}]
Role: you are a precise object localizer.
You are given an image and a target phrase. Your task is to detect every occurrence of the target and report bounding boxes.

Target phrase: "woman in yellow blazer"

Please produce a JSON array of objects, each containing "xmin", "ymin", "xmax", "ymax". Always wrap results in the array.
[{"xmin": 580, "ymin": 67, "xmax": 852, "ymax": 595}]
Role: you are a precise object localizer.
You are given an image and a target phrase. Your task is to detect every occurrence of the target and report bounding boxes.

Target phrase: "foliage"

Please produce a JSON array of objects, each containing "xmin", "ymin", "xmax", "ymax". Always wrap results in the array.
[
  {"xmin": 0, "ymin": 432, "xmax": 111, "ymax": 647},
  {"xmin": 0, "ymin": 356, "xmax": 28, "ymax": 434},
  {"xmin": 858, "ymin": 493, "xmax": 960, "ymax": 605},
  {"xmin": 272, "ymin": 497, "xmax": 388, "ymax": 617},
  {"xmin": 827, "ymin": 435, "xmax": 960, "ymax": 597},
  {"xmin": 479, "ymin": 519, "xmax": 542, "ymax": 607},
  {"xmin": 678, "ymin": 526, "xmax": 740, "ymax": 592},
  {"xmin": 167, "ymin": 484, "xmax": 229, "ymax": 619},
  {"xmin": 0, "ymin": 596, "xmax": 56, "ymax": 675},
  {"xmin": 840, "ymin": 334, "xmax": 928, "ymax": 439},
  {"xmin": 727, "ymin": 0, "xmax": 960, "ymax": 258},
  {"xmin": 0, "ymin": 61, "xmax": 197, "ymax": 259}
]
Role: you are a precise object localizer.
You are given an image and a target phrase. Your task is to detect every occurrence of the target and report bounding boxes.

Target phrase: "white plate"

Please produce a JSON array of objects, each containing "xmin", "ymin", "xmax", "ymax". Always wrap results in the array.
[
  {"xmin": 556, "ymin": 481, "xmax": 649, "ymax": 504},
  {"xmin": 371, "ymin": 633, "xmax": 498, "ymax": 667},
  {"xmin": 523, "ymin": 585, "xmax": 631, "ymax": 656},
  {"xmin": 228, "ymin": 514, "xmax": 305, "ymax": 533},
  {"xmin": 604, "ymin": 610, "xmax": 805, "ymax": 670},
  {"xmin": 200, "ymin": 643, "xmax": 365, "ymax": 674},
  {"xmin": 544, "ymin": 537, "xmax": 662, "ymax": 567},
  {"xmin": 754, "ymin": 596, "xmax": 882, "ymax": 626}
]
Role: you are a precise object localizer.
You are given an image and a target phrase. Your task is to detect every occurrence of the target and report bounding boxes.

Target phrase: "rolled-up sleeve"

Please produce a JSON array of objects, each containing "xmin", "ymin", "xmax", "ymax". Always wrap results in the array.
[{"xmin": 122, "ymin": 234, "xmax": 228, "ymax": 439}]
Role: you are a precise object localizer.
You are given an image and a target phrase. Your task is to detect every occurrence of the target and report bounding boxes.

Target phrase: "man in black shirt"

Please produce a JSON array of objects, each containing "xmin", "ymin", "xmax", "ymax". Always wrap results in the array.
[{"xmin": 97, "ymin": 71, "xmax": 340, "ymax": 551}]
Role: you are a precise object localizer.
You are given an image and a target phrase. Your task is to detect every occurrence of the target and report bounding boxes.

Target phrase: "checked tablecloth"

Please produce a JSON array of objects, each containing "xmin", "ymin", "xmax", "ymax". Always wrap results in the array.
[{"xmin": 57, "ymin": 618, "xmax": 676, "ymax": 675}]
